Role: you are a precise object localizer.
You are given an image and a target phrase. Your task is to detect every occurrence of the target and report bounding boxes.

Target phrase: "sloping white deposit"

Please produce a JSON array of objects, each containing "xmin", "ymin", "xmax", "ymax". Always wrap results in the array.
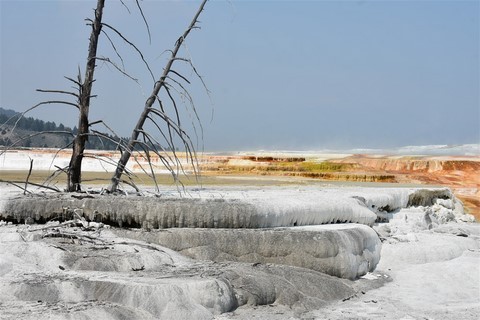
[
  {"xmin": 0, "ymin": 228, "xmax": 235, "ymax": 320},
  {"xmin": 0, "ymin": 224, "xmax": 362, "ymax": 320},
  {"xmin": 170, "ymin": 186, "xmax": 469, "ymax": 227},
  {"xmin": 314, "ymin": 219, "xmax": 480, "ymax": 320},
  {"xmin": 0, "ymin": 184, "xmax": 472, "ymax": 281},
  {"xmin": 1, "ymin": 185, "xmax": 471, "ymax": 229},
  {"xmin": 114, "ymin": 224, "xmax": 381, "ymax": 280},
  {"xmin": 0, "ymin": 182, "xmax": 478, "ymax": 319}
]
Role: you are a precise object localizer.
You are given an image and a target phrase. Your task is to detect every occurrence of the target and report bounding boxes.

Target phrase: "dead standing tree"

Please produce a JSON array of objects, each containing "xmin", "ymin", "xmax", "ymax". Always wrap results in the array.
[
  {"xmin": 108, "ymin": 0, "xmax": 208, "ymax": 193},
  {"xmin": 68, "ymin": 0, "xmax": 105, "ymax": 192},
  {"xmin": 0, "ymin": 0, "xmax": 107, "ymax": 192},
  {"xmin": 1, "ymin": 0, "xmax": 209, "ymax": 194}
]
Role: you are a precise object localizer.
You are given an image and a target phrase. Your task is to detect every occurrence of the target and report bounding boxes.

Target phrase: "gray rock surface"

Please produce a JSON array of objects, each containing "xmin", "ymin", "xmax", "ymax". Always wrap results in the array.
[
  {"xmin": 114, "ymin": 224, "xmax": 381, "ymax": 280},
  {"xmin": 0, "ymin": 193, "xmax": 377, "ymax": 228},
  {"xmin": 0, "ymin": 183, "xmax": 478, "ymax": 319},
  {"xmin": 0, "ymin": 225, "xmax": 366, "ymax": 320},
  {"xmin": 1, "ymin": 186, "xmax": 471, "ymax": 232}
]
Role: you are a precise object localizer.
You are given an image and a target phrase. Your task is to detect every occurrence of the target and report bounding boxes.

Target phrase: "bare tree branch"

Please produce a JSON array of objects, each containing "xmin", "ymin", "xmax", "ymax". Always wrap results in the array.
[
  {"xmin": 0, "ymin": 180, "xmax": 61, "ymax": 192},
  {"xmin": 101, "ymin": 29, "xmax": 126, "ymax": 70},
  {"xmin": 164, "ymin": 81, "xmax": 202, "ymax": 154},
  {"xmin": 174, "ymin": 57, "xmax": 212, "ymax": 99},
  {"xmin": 0, "ymin": 101, "xmax": 79, "ymax": 134},
  {"xmin": 169, "ymin": 69, "xmax": 191, "ymax": 84},
  {"xmin": 87, "ymin": 130, "xmax": 128, "ymax": 152},
  {"xmin": 3, "ymin": 0, "xmax": 210, "ymax": 196},
  {"xmin": 164, "ymin": 84, "xmax": 182, "ymax": 128},
  {"xmin": 135, "ymin": 138, "xmax": 160, "ymax": 193},
  {"xmin": 36, "ymin": 89, "xmax": 79, "ymax": 99},
  {"xmin": 88, "ymin": 120, "xmax": 127, "ymax": 154},
  {"xmin": 64, "ymin": 76, "xmax": 82, "ymax": 88},
  {"xmin": 137, "ymin": 129, "xmax": 179, "ymax": 174},
  {"xmin": 144, "ymin": 108, "xmax": 199, "ymax": 181},
  {"xmin": 119, "ymin": 0, "xmax": 131, "ymax": 14},
  {"xmin": 95, "ymin": 56, "xmax": 139, "ymax": 82},
  {"xmin": 101, "ymin": 21, "xmax": 154, "ymax": 81},
  {"xmin": 1, "ymin": 181, "xmax": 33, "ymax": 195},
  {"xmin": 108, "ymin": 0, "xmax": 208, "ymax": 193},
  {"xmin": 120, "ymin": 178, "xmax": 141, "ymax": 193},
  {"xmin": 43, "ymin": 165, "xmax": 69, "ymax": 188},
  {"xmin": 0, "ymin": 131, "xmax": 74, "ymax": 156},
  {"xmin": 135, "ymin": 0, "xmax": 151, "ymax": 44},
  {"xmin": 24, "ymin": 157, "xmax": 34, "ymax": 195},
  {"xmin": 47, "ymin": 141, "xmax": 74, "ymax": 174}
]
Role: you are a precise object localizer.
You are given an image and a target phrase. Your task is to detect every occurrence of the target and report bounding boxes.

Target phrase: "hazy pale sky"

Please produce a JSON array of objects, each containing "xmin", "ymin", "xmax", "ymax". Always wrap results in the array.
[{"xmin": 1, "ymin": 0, "xmax": 479, "ymax": 151}]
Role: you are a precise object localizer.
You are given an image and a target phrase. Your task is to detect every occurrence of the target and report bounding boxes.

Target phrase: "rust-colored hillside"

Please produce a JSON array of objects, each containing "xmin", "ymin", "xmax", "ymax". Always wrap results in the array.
[
  {"xmin": 199, "ymin": 153, "xmax": 479, "ymax": 218},
  {"xmin": 330, "ymin": 155, "xmax": 479, "ymax": 218}
]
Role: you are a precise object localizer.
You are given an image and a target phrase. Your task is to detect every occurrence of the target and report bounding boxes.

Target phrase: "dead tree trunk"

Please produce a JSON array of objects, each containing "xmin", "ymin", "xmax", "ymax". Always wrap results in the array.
[
  {"xmin": 107, "ymin": 0, "xmax": 207, "ymax": 193},
  {"xmin": 67, "ymin": 0, "xmax": 105, "ymax": 191}
]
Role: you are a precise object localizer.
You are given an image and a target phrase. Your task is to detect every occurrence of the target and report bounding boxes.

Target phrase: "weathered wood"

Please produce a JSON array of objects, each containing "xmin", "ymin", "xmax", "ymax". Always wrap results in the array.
[
  {"xmin": 67, "ymin": 0, "xmax": 105, "ymax": 191},
  {"xmin": 108, "ymin": 0, "xmax": 208, "ymax": 193}
]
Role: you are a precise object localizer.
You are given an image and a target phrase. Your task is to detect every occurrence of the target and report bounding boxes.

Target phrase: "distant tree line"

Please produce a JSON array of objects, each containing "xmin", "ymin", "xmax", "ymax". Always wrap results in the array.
[
  {"xmin": 0, "ymin": 111, "xmax": 123, "ymax": 150},
  {"xmin": 0, "ymin": 113, "xmax": 67, "ymax": 133},
  {"xmin": 0, "ymin": 110, "xmax": 174, "ymax": 151}
]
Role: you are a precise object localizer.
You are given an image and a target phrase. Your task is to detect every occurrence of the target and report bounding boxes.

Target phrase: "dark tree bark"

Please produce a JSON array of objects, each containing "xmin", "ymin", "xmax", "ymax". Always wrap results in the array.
[
  {"xmin": 107, "ymin": 0, "xmax": 208, "ymax": 193},
  {"xmin": 67, "ymin": 0, "xmax": 105, "ymax": 191}
]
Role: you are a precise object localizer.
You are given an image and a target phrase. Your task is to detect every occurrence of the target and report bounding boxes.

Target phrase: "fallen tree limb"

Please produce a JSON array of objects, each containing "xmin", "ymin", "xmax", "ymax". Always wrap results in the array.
[
  {"xmin": 28, "ymin": 220, "xmax": 80, "ymax": 232},
  {"xmin": 42, "ymin": 230, "xmax": 107, "ymax": 244},
  {"xmin": 0, "ymin": 180, "xmax": 61, "ymax": 192}
]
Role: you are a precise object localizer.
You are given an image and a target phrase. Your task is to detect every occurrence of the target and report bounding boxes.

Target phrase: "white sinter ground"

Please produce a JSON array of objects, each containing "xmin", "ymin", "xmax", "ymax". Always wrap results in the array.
[
  {"xmin": 0, "ymin": 180, "xmax": 478, "ymax": 319},
  {"xmin": 0, "ymin": 143, "xmax": 479, "ymax": 319}
]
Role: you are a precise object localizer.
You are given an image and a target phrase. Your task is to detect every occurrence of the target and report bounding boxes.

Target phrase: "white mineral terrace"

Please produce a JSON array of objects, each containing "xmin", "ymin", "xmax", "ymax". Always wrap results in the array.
[
  {"xmin": 0, "ymin": 146, "xmax": 479, "ymax": 319},
  {"xmin": 0, "ymin": 181, "xmax": 478, "ymax": 319}
]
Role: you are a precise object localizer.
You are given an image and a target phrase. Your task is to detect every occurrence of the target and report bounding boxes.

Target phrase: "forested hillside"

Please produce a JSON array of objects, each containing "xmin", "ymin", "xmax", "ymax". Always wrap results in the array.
[{"xmin": 0, "ymin": 107, "xmax": 123, "ymax": 150}]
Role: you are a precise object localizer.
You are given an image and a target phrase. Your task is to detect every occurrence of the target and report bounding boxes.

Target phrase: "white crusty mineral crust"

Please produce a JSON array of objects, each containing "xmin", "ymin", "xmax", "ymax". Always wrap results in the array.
[{"xmin": 114, "ymin": 224, "xmax": 381, "ymax": 280}]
